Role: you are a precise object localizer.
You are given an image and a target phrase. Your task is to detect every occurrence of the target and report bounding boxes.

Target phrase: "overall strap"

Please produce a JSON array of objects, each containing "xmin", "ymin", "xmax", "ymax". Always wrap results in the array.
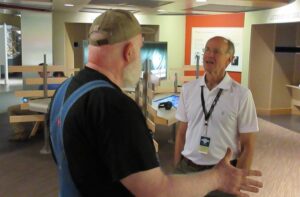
[
  {"xmin": 50, "ymin": 78, "xmax": 114, "ymax": 197},
  {"xmin": 60, "ymin": 80, "xmax": 114, "ymax": 131},
  {"xmin": 50, "ymin": 77, "xmax": 72, "ymax": 129}
]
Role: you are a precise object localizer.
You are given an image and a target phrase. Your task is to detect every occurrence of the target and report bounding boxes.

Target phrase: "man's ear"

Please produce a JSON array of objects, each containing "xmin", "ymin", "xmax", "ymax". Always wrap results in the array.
[
  {"xmin": 123, "ymin": 42, "xmax": 135, "ymax": 63},
  {"xmin": 227, "ymin": 55, "xmax": 234, "ymax": 65}
]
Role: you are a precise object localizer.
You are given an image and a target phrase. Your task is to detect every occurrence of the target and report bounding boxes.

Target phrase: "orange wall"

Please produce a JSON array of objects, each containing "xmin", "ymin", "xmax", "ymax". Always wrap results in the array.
[{"xmin": 184, "ymin": 13, "xmax": 244, "ymax": 83}]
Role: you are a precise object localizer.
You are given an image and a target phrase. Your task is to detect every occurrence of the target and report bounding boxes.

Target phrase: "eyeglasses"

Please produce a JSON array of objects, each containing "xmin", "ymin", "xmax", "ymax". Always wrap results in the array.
[{"xmin": 202, "ymin": 47, "xmax": 226, "ymax": 56}]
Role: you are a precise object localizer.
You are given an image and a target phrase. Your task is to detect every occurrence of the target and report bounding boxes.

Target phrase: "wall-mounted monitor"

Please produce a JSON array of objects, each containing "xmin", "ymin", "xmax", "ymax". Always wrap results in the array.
[
  {"xmin": 82, "ymin": 40, "xmax": 89, "ymax": 67},
  {"xmin": 141, "ymin": 42, "xmax": 167, "ymax": 79}
]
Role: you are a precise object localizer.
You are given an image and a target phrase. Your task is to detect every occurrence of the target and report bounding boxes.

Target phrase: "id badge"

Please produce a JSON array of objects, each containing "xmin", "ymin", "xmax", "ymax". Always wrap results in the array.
[{"xmin": 198, "ymin": 136, "xmax": 210, "ymax": 154}]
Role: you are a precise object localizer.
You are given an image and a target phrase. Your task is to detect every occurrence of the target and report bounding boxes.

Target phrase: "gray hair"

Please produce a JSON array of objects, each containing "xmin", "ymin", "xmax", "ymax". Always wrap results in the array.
[
  {"xmin": 226, "ymin": 38, "xmax": 235, "ymax": 57},
  {"xmin": 208, "ymin": 36, "xmax": 235, "ymax": 57}
]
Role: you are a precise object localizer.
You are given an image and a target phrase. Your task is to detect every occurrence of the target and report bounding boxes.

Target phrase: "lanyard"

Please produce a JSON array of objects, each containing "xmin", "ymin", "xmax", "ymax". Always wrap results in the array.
[{"xmin": 201, "ymin": 86, "xmax": 223, "ymax": 128}]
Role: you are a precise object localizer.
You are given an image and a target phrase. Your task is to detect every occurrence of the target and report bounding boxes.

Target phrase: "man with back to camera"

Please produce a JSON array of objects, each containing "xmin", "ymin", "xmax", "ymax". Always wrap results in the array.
[
  {"xmin": 49, "ymin": 10, "xmax": 263, "ymax": 197},
  {"xmin": 174, "ymin": 36, "xmax": 259, "ymax": 196}
]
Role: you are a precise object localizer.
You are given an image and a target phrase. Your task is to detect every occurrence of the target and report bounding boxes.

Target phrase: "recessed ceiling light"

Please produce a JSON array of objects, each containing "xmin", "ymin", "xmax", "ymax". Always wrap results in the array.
[
  {"xmin": 64, "ymin": 3, "xmax": 74, "ymax": 7},
  {"xmin": 196, "ymin": 0, "xmax": 207, "ymax": 2},
  {"xmin": 158, "ymin": 9, "xmax": 166, "ymax": 12}
]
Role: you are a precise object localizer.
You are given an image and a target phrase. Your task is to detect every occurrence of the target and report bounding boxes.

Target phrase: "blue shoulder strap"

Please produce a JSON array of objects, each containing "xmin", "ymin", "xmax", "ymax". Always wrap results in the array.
[{"xmin": 50, "ymin": 77, "xmax": 114, "ymax": 197}]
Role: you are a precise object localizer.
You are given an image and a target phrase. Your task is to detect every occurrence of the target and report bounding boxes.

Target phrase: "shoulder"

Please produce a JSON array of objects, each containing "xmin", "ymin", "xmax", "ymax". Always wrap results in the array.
[
  {"xmin": 90, "ymin": 86, "xmax": 131, "ymax": 101},
  {"xmin": 231, "ymin": 80, "xmax": 250, "ymax": 95},
  {"xmin": 230, "ymin": 80, "xmax": 251, "ymax": 98},
  {"xmin": 91, "ymin": 87, "xmax": 139, "ymax": 112},
  {"xmin": 182, "ymin": 78, "xmax": 201, "ymax": 91}
]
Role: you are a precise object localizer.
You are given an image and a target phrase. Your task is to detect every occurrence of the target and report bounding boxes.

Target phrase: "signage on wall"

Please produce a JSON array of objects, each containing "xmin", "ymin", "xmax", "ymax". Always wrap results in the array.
[{"xmin": 191, "ymin": 27, "xmax": 243, "ymax": 72}]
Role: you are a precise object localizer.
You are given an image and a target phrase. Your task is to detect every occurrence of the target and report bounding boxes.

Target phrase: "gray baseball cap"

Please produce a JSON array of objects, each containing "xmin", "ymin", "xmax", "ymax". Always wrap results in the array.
[{"xmin": 89, "ymin": 9, "xmax": 141, "ymax": 46}]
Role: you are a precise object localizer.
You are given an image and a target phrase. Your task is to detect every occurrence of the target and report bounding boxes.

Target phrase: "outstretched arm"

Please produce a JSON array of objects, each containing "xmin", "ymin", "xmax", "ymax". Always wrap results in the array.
[{"xmin": 121, "ymin": 148, "xmax": 263, "ymax": 197}]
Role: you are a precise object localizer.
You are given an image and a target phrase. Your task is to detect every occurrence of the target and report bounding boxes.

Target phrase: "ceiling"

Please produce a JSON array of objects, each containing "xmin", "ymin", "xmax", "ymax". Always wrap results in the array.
[{"xmin": 0, "ymin": 0, "xmax": 295, "ymax": 15}]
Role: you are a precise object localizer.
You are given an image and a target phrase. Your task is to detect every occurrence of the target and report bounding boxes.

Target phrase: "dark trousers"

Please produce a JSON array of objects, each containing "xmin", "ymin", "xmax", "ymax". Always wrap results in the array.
[{"xmin": 174, "ymin": 156, "xmax": 237, "ymax": 197}]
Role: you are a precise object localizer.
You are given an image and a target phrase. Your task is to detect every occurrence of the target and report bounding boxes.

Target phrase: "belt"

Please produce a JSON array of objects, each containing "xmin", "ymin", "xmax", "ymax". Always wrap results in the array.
[
  {"xmin": 182, "ymin": 156, "xmax": 237, "ymax": 170},
  {"xmin": 182, "ymin": 156, "xmax": 214, "ymax": 170}
]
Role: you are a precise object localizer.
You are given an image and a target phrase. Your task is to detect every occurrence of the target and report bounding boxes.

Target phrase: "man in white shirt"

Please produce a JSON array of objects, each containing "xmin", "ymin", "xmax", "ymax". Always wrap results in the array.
[{"xmin": 174, "ymin": 36, "xmax": 259, "ymax": 197}]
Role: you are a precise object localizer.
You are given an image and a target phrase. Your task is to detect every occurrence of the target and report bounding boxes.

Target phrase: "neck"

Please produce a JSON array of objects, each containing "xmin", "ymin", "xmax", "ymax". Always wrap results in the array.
[
  {"xmin": 86, "ymin": 63, "xmax": 123, "ymax": 88},
  {"xmin": 205, "ymin": 71, "xmax": 225, "ymax": 90}
]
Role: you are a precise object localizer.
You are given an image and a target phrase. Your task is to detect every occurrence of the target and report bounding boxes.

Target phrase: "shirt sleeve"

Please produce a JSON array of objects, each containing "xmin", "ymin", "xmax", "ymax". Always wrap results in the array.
[
  {"xmin": 237, "ymin": 90, "xmax": 259, "ymax": 133},
  {"xmin": 175, "ymin": 85, "xmax": 188, "ymax": 122}
]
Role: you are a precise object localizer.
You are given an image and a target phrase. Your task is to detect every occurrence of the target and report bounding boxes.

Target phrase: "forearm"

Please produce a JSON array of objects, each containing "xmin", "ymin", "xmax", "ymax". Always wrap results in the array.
[
  {"xmin": 122, "ymin": 167, "xmax": 218, "ymax": 197},
  {"xmin": 174, "ymin": 136, "xmax": 185, "ymax": 165},
  {"xmin": 159, "ymin": 169, "xmax": 219, "ymax": 197},
  {"xmin": 237, "ymin": 133, "xmax": 256, "ymax": 170},
  {"xmin": 174, "ymin": 122, "xmax": 187, "ymax": 165},
  {"xmin": 123, "ymin": 149, "xmax": 263, "ymax": 197},
  {"xmin": 237, "ymin": 148, "xmax": 254, "ymax": 170}
]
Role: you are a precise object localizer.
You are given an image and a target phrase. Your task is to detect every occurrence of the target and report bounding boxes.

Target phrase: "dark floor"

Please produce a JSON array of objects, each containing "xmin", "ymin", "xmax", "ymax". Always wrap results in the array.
[
  {"xmin": 0, "ymin": 113, "xmax": 44, "ymax": 154},
  {"xmin": 258, "ymin": 114, "xmax": 300, "ymax": 133}
]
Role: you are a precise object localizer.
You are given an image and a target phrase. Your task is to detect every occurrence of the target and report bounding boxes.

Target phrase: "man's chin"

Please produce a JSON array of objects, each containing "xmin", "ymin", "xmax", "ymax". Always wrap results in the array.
[{"xmin": 203, "ymin": 65, "xmax": 213, "ymax": 72}]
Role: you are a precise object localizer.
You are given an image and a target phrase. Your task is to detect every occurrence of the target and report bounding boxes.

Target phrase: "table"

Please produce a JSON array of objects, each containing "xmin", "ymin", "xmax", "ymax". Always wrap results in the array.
[
  {"xmin": 28, "ymin": 98, "xmax": 51, "ymax": 154},
  {"xmin": 151, "ymin": 94, "xmax": 178, "ymax": 124},
  {"xmin": 150, "ymin": 93, "xmax": 179, "ymax": 143},
  {"xmin": 27, "ymin": 93, "xmax": 180, "ymax": 153}
]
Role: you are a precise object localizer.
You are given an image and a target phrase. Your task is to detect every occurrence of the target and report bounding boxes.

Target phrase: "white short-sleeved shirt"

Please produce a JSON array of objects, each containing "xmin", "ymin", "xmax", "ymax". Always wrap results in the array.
[{"xmin": 176, "ymin": 73, "xmax": 259, "ymax": 165}]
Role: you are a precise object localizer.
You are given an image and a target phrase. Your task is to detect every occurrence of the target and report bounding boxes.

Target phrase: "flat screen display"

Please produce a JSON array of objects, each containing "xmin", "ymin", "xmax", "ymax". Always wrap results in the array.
[
  {"xmin": 141, "ymin": 42, "xmax": 167, "ymax": 79},
  {"xmin": 153, "ymin": 95, "xmax": 179, "ymax": 109},
  {"xmin": 82, "ymin": 40, "xmax": 89, "ymax": 67}
]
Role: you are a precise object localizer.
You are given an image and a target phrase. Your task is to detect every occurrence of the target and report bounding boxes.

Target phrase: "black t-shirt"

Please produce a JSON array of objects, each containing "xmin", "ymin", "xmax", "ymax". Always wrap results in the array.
[{"xmin": 61, "ymin": 67, "xmax": 159, "ymax": 196}]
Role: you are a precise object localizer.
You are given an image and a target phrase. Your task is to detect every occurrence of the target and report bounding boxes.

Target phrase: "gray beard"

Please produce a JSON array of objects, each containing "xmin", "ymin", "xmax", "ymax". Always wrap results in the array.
[{"xmin": 123, "ymin": 61, "xmax": 141, "ymax": 88}]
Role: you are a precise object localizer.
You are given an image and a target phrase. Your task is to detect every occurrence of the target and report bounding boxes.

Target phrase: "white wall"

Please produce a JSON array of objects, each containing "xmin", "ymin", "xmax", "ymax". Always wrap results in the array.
[
  {"xmin": 21, "ymin": 11, "xmax": 52, "ymax": 65},
  {"xmin": 243, "ymin": 0, "xmax": 300, "ymax": 86},
  {"xmin": 52, "ymin": 12, "xmax": 185, "ymax": 79},
  {"xmin": 18, "ymin": 3, "xmax": 300, "ymax": 85}
]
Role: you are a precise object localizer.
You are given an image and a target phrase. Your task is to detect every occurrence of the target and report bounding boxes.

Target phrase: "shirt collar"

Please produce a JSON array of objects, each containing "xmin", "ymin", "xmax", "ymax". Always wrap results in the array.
[{"xmin": 200, "ymin": 72, "xmax": 232, "ymax": 90}]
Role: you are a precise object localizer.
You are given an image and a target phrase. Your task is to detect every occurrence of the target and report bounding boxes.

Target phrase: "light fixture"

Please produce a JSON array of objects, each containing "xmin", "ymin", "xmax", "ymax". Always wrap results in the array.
[
  {"xmin": 196, "ymin": 0, "xmax": 207, "ymax": 2},
  {"xmin": 157, "ymin": 9, "xmax": 166, "ymax": 12},
  {"xmin": 64, "ymin": 3, "xmax": 74, "ymax": 7}
]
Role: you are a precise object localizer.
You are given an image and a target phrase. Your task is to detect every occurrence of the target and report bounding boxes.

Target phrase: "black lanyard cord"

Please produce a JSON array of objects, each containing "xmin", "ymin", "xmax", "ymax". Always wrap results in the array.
[{"xmin": 201, "ymin": 86, "xmax": 223, "ymax": 126}]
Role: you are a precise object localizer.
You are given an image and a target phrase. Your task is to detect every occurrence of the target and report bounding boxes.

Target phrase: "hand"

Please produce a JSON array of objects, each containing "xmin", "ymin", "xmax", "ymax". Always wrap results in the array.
[{"xmin": 214, "ymin": 148, "xmax": 263, "ymax": 197}]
